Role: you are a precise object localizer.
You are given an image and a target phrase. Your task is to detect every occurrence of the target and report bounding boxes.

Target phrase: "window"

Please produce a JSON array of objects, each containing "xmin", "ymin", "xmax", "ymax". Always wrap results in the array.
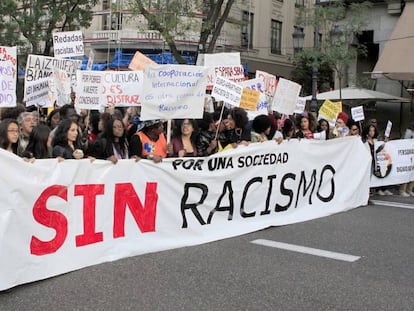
[
  {"xmin": 271, "ymin": 19, "xmax": 282, "ymax": 54},
  {"xmin": 293, "ymin": 26, "xmax": 304, "ymax": 54},
  {"xmin": 241, "ymin": 11, "xmax": 254, "ymax": 49},
  {"xmin": 295, "ymin": 0, "xmax": 305, "ymax": 7}
]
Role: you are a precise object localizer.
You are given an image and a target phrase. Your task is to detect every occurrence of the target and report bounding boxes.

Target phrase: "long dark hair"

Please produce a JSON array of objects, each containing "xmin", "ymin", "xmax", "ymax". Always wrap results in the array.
[
  {"xmin": 102, "ymin": 117, "xmax": 128, "ymax": 157},
  {"xmin": 24, "ymin": 124, "xmax": 51, "ymax": 159},
  {"xmin": 0, "ymin": 118, "xmax": 19, "ymax": 153},
  {"xmin": 52, "ymin": 118, "xmax": 81, "ymax": 149}
]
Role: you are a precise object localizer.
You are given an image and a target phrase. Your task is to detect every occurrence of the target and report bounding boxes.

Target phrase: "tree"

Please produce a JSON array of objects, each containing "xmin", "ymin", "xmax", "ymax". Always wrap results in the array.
[
  {"xmin": 291, "ymin": 1, "xmax": 372, "ymax": 95},
  {"xmin": 127, "ymin": 0, "xmax": 236, "ymax": 64},
  {"xmin": 0, "ymin": 0, "xmax": 97, "ymax": 60}
]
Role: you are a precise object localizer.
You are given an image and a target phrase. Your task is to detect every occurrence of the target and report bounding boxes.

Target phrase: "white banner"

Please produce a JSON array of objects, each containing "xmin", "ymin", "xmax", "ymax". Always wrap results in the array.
[
  {"xmin": 102, "ymin": 71, "xmax": 143, "ymax": 107},
  {"xmin": 370, "ymin": 139, "xmax": 414, "ymax": 187},
  {"xmin": 52, "ymin": 31, "xmax": 84, "ymax": 58},
  {"xmin": 271, "ymin": 78, "xmax": 301, "ymax": 115},
  {"xmin": 0, "ymin": 46, "xmax": 17, "ymax": 107},
  {"xmin": 0, "ymin": 137, "xmax": 371, "ymax": 290},
  {"xmin": 140, "ymin": 64, "xmax": 208, "ymax": 120}
]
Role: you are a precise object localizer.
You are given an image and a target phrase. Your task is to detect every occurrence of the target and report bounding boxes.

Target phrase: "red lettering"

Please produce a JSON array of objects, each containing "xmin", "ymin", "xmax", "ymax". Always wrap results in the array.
[
  {"xmin": 113, "ymin": 182, "xmax": 158, "ymax": 238},
  {"xmin": 30, "ymin": 185, "xmax": 68, "ymax": 256},
  {"xmin": 74, "ymin": 184, "xmax": 105, "ymax": 247}
]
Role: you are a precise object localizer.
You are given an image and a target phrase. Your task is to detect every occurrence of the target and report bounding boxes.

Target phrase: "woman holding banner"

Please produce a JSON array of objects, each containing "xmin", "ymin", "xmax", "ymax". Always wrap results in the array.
[
  {"xmin": 52, "ymin": 119, "xmax": 84, "ymax": 160},
  {"xmin": 90, "ymin": 117, "xmax": 129, "ymax": 164},
  {"xmin": 167, "ymin": 119, "xmax": 198, "ymax": 158},
  {"xmin": 129, "ymin": 120, "xmax": 166, "ymax": 163},
  {"xmin": 221, "ymin": 107, "xmax": 251, "ymax": 149}
]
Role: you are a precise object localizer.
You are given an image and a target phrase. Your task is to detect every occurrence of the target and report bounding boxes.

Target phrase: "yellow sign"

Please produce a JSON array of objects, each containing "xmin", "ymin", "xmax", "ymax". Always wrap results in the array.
[
  {"xmin": 318, "ymin": 99, "xmax": 342, "ymax": 122},
  {"xmin": 240, "ymin": 88, "xmax": 260, "ymax": 111}
]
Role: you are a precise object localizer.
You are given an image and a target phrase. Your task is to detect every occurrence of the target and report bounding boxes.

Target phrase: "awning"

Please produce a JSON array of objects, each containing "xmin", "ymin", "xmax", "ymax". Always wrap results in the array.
[{"xmin": 372, "ymin": 2, "xmax": 414, "ymax": 81}]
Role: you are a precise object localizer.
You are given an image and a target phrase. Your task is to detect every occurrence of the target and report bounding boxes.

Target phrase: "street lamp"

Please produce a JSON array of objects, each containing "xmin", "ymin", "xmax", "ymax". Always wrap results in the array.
[
  {"xmin": 311, "ymin": 0, "xmax": 320, "ymax": 113},
  {"xmin": 292, "ymin": 27, "xmax": 305, "ymax": 54}
]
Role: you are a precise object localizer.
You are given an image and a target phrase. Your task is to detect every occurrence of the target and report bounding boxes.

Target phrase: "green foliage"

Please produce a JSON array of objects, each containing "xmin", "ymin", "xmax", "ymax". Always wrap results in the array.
[
  {"xmin": 292, "ymin": 0, "xmax": 372, "ymax": 92},
  {"xmin": 127, "ymin": 0, "xmax": 236, "ymax": 64},
  {"xmin": 0, "ymin": 0, "xmax": 97, "ymax": 59}
]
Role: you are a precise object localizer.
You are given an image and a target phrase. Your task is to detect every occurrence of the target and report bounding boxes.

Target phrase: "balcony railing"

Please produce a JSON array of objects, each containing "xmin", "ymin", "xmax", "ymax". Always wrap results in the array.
[{"xmin": 88, "ymin": 30, "xmax": 233, "ymax": 47}]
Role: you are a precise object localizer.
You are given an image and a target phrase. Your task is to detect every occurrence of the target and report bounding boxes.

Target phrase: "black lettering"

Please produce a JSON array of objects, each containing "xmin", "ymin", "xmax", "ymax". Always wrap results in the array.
[
  {"xmin": 180, "ymin": 183, "xmax": 208, "ymax": 228},
  {"xmin": 207, "ymin": 180, "xmax": 234, "ymax": 223},
  {"xmin": 276, "ymin": 173, "xmax": 295, "ymax": 212},
  {"xmin": 240, "ymin": 177, "xmax": 262, "ymax": 218},
  {"xmin": 317, "ymin": 165, "xmax": 335, "ymax": 202},
  {"xmin": 295, "ymin": 170, "xmax": 317, "ymax": 208},
  {"xmin": 261, "ymin": 175, "xmax": 276, "ymax": 216}
]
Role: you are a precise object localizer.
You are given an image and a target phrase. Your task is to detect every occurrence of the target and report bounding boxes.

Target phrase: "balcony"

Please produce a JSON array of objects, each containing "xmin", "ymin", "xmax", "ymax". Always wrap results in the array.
[{"xmin": 84, "ymin": 29, "xmax": 237, "ymax": 52}]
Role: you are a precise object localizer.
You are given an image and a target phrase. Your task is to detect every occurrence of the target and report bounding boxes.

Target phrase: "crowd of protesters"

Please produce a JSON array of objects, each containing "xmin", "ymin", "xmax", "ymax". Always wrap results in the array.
[{"xmin": 0, "ymin": 95, "xmax": 413, "ymax": 197}]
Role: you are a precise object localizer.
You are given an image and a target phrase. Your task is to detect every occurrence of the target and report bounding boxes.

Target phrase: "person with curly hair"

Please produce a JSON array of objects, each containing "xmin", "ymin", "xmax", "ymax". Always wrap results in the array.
[{"xmin": 221, "ymin": 107, "xmax": 251, "ymax": 149}]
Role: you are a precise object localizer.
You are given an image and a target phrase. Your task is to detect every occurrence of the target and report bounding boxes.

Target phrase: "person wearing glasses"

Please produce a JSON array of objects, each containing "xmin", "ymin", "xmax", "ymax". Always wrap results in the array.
[
  {"xmin": 167, "ymin": 119, "xmax": 198, "ymax": 157},
  {"xmin": 0, "ymin": 119, "xmax": 19, "ymax": 154}
]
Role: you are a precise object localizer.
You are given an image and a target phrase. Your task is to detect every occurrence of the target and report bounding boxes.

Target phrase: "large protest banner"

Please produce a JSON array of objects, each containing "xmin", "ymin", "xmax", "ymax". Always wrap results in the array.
[
  {"xmin": 0, "ymin": 46, "xmax": 17, "ymax": 107},
  {"xmin": 370, "ymin": 139, "xmax": 414, "ymax": 187},
  {"xmin": 0, "ymin": 137, "xmax": 370, "ymax": 290},
  {"xmin": 140, "ymin": 64, "xmax": 208, "ymax": 120},
  {"xmin": 24, "ymin": 55, "xmax": 81, "ymax": 105},
  {"xmin": 52, "ymin": 31, "xmax": 84, "ymax": 58}
]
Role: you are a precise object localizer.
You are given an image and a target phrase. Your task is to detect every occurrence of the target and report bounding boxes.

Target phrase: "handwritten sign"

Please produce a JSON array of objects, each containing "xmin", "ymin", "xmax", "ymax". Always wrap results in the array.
[
  {"xmin": 24, "ymin": 55, "xmax": 80, "ymax": 102},
  {"xmin": 271, "ymin": 78, "xmax": 301, "ymax": 114},
  {"xmin": 240, "ymin": 88, "xmax": 260, "ymax": 111},
  {"xmin": 49, "ymin": 66, "xmax": 72, "ymax": 107},
  {"xmin": 102, "ymin": 71, "xmax": 143, "ymax": 107},
  {"xmin": 200, "ymin": 53, "xmax": 245, "ymax": 88},
  {"xmin": 128, "ymin": 51, "xmax": 156, "ymax": 71},
  {"xmin": 52, "ymin": 31, "xmax": 84, "ymax": 58},
  {"xmin": 256, "ymin": 70, "xmax": 278, "ymax": 97},
  {"xmin": 351, "ymin": 106, "xmax": 365, "ymax": 122},
  {"xmin": 211, "ymin": 76, "xmax": 243, "ymax": 107},
  {"xmin": 0, "ymin": 46, "xmax": 17, "ymax": 107},
  {"xmin": 294, "ymin": 97, "xmax": 307, "ymax": 114},
  {"xmin": 86, "ymin": 50, "xmax": 95, "ymax": 70},
  {"xmin": 74, "ymin": 70, "xmax": 104, "ymax": 110},
  {"xmin": 140, "ymin": 64, "xmax": 208, "ymax": 120},
  {"xmin": 385, "ymin": 120, "xmax": 392, "ymax": 138},
  {"xmin": 318, "ymin": 99, "xmax": 342, "ymax": 124},
  {"xmin": 240, "ymin": 78, "xmax": 268, "ymax": 114}
]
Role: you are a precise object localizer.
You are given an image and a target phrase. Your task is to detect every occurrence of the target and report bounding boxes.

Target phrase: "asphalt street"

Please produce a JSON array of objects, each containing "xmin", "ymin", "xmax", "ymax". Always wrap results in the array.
[{"xmin": 1, "ymin": 194, "xmax": 413, "ymax": 311}]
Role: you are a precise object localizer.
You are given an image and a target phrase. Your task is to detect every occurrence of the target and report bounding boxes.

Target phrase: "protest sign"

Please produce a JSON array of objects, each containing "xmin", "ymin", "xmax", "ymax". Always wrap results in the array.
[
  {"xmin": 75, "ymin": 70, "xmax": 104, "ymax": 110},
  {"xmin": 0, "ymin": 46, "xmax": 17, "ymax": 107},
  {"xmin": 86, "ymin": 50, "xmax": 95, "ymax": 70},
  {"xmin": 294, "ymin": 97, "xmax": 307, "ymax": 114},
  {"xmin": 255, "ymin": 70, "xmax": 278, "ymax": 97},
  {"xmin": 140, "ymin": 64, "xmax": 208, "ymax": 120},
  {"xmin": 318, "ymin": 100, "xmax": 342, "ymax": 124},
  {"xmin": 200, "ymin": 52, "xmax": 245, "ymax": 88},
  {"xmin": 385, "ymin": 120, "xmax": 393, "ymax": 138},
  {"xmin": 370, "ymin": 139, "xmax": 414, "ymax": 187},
  {"xmin": 240, "ymin": 88, "xmax": 260, "ymax": 111},
  {"xmin": 240, "ymin": 78, "xmax": 268, "ymax": 119},
  {"xmin": 102, "ymin": 71, "xmax": 143, "ymax": 107},
  {"xmin": 24, "ymin": 78, "xmax": 51, "ymax": 107},
  {"xmin": 24, "ymin": 55, "xmax": 81, "ymax": 103},
  {"xmin": 49, "ymin": 66, "xmax": 72, "ymax": 107},
  {"xmin": 52, "ymin": 31, "xmax": 84, "ymax": 58},
  {"xmin": 0, "ymin": 136, "xmax": 371, "ymax": 290},
  {"xmin": 211, "ymin": 76, "xmax": 243, "ymax": 107},
  {"xmin": 351, "ymin": 106, "xmax": 365, "ymax": 122},
  {"xmin": 271, "ymin": 78, "xmax": 301, "ymax": 115},
  {"xmin": 128, "ymin": 51, "xmax": 156, "ymax": 71}
]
